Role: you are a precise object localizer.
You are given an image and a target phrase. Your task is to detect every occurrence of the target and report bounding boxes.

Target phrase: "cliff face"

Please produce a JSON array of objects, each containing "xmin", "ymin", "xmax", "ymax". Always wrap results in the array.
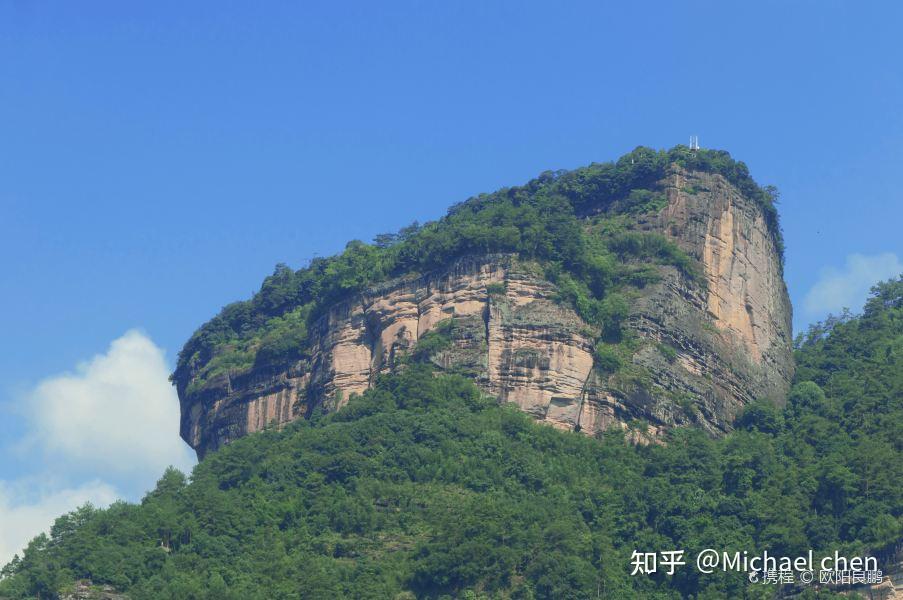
[
  {"xmin": 181, "ymin": 256, "xmax": 590, "ymax": 456},
  {"xmin": 588, "ymin": 166, "xmax": 794, "ymax": 437},
  {"xmin": 179, "ymin": 166, "xmax": 792, "ymax": 458}
]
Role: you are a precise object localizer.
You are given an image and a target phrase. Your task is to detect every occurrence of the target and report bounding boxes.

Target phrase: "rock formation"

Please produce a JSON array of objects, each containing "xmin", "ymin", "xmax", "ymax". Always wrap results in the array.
[{"xmin": 178, "ymin": 164, "xmax": 793, "ymax": 458}]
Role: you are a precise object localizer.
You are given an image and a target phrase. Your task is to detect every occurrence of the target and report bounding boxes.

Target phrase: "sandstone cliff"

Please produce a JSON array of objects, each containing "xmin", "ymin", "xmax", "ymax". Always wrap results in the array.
[{"xmin": 178, "ymin": 163, "xmax": 792, "ymax": 458}]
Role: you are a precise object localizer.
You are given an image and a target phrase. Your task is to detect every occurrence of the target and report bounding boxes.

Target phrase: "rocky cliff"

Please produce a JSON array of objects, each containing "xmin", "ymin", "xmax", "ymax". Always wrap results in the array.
[{"xmin": 177, "ymin": 156, "xmax": 793, "ymax": 458}]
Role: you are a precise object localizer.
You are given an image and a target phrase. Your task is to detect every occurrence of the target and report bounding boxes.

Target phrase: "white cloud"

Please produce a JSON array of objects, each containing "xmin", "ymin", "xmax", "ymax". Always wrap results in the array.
[
  {"xmin": 0, "ymin": 330, "xmax": 195, "ymax": 569},
  {"xmin": 803, "ymin": 252, "xmax": 903, "ymax": 318},
  {"xmin": 0, "ymin": 479, "xmax": 118, "ymax": 568},
  {"xmin": 23, "ymin": 330, "xmax": 195, "ymax": 480}
]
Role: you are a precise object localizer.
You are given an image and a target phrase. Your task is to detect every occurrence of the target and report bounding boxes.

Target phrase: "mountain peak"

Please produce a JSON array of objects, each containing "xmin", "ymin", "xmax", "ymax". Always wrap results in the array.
[{"xmin": 174, "ymin": 147, "xmax": 791, "ymax": 458}]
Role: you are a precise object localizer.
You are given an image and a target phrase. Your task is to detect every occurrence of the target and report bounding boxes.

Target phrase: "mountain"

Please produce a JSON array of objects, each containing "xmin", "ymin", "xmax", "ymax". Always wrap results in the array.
[
  {"xmin": 1, "ymin": 278, "xmax": 900, "ymax": 599},
  {"xmin": 3, "ymin": 147, "xmax": 899, "ymax": 599},
  {"xmin": 174, "ymin": 146, "xmax": 792, "ymax": 458}
]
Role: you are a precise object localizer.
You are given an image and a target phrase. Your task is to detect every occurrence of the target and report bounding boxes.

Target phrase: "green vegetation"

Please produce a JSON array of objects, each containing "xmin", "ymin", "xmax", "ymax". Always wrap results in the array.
[
  {"xmin": 681, "ymin": 185, "xmax": 701, "ymax": 196},
  {"xmin": 621, "ymin": 189, "xmax": 668, "ymax": 214},
  {"xmin": 593, "ymin": 343, "xmax": 623, "ymax": 374},
  {"xmin": 790, "ymin": 276, "xmax": 903, "ymax": 551},
  {"xmin": 173, "ymin": 146, "xmax": 778, "ymax": 399},
  {"xmin": 658, "ymin": 342, "xmax": 678, "ymax": 363},
  {"xmin": 3, "ymin": 278, "xmax": 900, "ymax": 599},
  {"xmin": 485, "ymin": 282, "xmax": 507, "ymax": 296},
  {"xmin": 409, "ymin": 318, "xmax": 455, "ymax": 363}
]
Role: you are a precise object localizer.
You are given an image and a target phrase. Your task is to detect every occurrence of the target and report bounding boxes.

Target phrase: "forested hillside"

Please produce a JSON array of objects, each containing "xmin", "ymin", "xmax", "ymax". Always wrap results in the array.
[{"xmin": 2, "ymin": 278, "xmax": 900, "ymax": 599}]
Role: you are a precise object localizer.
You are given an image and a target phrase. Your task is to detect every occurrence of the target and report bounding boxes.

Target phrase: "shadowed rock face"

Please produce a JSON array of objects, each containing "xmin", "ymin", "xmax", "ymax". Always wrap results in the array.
[{"xmin": 179, "ymin": 167, "xmax": 792, "ymax": 458}]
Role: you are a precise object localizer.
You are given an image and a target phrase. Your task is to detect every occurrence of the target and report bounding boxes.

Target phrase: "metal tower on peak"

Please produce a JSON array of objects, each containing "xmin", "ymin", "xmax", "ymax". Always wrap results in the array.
[{"xmin": 689, "ymin": 135, "xmax": 700, "ymax": 151}]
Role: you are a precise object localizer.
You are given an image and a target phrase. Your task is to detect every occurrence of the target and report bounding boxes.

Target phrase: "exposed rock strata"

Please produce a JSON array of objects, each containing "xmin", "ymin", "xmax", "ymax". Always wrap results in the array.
[{"xmin": 180, "ymin": 168, "xmax": 792, "ymax": 457}]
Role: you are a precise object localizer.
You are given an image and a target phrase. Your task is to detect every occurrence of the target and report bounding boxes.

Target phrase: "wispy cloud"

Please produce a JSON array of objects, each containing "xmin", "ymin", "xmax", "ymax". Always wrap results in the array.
[
  {"xmin": 1, "ymin": 330, "xmax": 195, "ymax": 567},
  {"xmin": 803, "ymin": 252, "xmax": 903, "ymax": 319}
]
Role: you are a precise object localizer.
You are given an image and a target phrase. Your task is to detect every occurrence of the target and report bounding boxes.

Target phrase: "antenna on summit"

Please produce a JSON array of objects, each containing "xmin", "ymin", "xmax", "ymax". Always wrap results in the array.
[{"xmin": 689, "ymin": 135, "xmax": 700, "ymax": 151}]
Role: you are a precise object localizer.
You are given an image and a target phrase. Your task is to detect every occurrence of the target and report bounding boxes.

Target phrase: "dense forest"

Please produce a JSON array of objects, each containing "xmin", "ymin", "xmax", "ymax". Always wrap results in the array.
[
  {"xmin": 2, "ymin": 277, "xmax": 900, "ymax": 599},
  {"xmin": 172, "ymin": 145, "xmax": 782, "ymax": 399}
]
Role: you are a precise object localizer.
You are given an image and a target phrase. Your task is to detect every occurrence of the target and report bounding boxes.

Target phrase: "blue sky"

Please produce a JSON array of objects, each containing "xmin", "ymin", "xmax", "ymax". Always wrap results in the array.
[{"xmin": 1, "ymin": 1, "xmax": 902, "ymax": 564}]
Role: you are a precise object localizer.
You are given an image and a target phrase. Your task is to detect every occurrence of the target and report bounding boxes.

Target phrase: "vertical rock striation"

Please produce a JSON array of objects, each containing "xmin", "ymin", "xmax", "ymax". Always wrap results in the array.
[
  {"xmin": 580, "ymin": 167, "xmax": 793, "ymax": 439},
  {"xmin": 179, "ymin": 166, "xmax": 792, "ymax": 458}
]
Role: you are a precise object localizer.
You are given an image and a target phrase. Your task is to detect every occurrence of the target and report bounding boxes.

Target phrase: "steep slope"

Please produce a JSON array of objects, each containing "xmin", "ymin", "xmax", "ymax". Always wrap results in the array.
[{"xmin": 173, "ymin": 146, "xmax": 793, "ymax": 457}]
